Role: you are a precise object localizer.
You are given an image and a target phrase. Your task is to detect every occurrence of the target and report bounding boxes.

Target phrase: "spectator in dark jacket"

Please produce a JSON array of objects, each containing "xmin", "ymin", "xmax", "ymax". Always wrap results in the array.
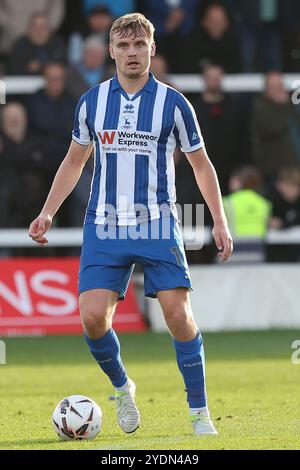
[
  {"xmin": 182, "ymin": 2, "xmax": 241, "ymax": 73},
  {"xmin": 192, "ymin": 64, "xmax": 239, "ymax": 194},
  {"xmin": 26, "ymin": 62, "xmax": 76, "ymax": 181},
  {"xmin": 141, "ymin": 0, "xmax": 201, "ymax": 71},
  {"xmin": 9, "ymin": 12, "xmax": 66, "ymax": 75},
  {"xmin": 269, "ymin": 167, "xmax": 300, "ymax": 229},
  {"xmin": 251, "ymin": 72, "xmax": 300, "ymax": 182},
  {"xmin": 267, "ymin": 167, "xmax": 300, "ymax": 262},
  {"xmin": 0, "ymin": 102, "xmax": 46, "ymax": 227},
  {"xmin": 0, "ymin": 0, "xmax": 65, "ymax": 57},
  {"xmin": 26, "ymin": 62, "xmax": 77, "ymax": 226}
]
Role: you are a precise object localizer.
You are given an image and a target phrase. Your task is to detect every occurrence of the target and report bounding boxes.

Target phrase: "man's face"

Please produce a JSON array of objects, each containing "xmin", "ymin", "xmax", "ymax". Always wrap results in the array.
[
  {"xmin": 28, "ymin": 16, "xmax": 51, "ymax": 45},
  {"xmin": 277, "ymin": 180, "xmax": 300, "ymax": 202},
  {"xmin": 84, "ymin": 45, "xmax": 106, "ymax": 70},
  {"xmin": 203, "ymin": 66, "xmax": 223, "ymax": 93},
  {"xmin": 109, "ymin": 32, "xmax": 155, "ymax": 79},
  {"xmin": 202, "ymin": 6, "xmax": 229, "ymax": 40},
  {"xmin": 45, "ymin": 65, "xmax": 66, "ymax": 98},
  {"xmin": 2, "ymin": 104, "xmax": 27, "ymax": 137},
  {"xmin": 89, "ymin": 12, "xmax": 112, "ymax": 33},
  {"xmin": 150, "ymin": 55, "xmax": 168, "ymax": 78}
]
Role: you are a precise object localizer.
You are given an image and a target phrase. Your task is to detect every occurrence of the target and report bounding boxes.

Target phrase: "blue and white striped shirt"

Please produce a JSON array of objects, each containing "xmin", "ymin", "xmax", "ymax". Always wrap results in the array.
[{"xmin": 72, "ymin": 73, "xmax": 204, "ymax": 225}]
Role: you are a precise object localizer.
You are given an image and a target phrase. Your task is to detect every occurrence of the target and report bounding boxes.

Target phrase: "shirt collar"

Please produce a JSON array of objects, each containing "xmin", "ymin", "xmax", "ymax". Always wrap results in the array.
[{"xmin": 111, "ymin": 72, "xmax": 157, "ymax": 94}]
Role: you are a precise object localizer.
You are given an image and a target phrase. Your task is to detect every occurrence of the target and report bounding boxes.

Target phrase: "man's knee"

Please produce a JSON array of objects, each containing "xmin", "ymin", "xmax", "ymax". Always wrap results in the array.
[
  {"xmin": 79, "ymin": 292, "xmax": 117, "ymax": 338},
  {"xmin": 163, "ymin": 303, "xmax": 193, "ymax": 327}
]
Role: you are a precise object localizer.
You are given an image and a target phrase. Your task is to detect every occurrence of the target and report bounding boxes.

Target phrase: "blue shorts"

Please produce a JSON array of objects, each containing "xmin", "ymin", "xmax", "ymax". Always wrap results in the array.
[{"xmin": 78, "ymin": 216, "xmax": 192, "ymax": 300}]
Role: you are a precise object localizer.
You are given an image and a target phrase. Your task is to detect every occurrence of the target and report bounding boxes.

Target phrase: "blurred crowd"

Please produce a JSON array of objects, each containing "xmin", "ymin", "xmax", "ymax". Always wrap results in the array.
[
  {"xmin": 0, "ymin": 0, "xmax": 300, "ymax": 261},
  {"xmin": 2, "ymin": 0, "xmax": 300, "ymax": 75}
]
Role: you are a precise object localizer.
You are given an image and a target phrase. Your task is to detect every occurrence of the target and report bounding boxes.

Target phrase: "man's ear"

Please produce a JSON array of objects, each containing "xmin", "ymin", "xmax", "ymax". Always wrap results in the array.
[
  {"xmin": 109, "ymin": 44, "xmax": 115, "ymax": 60},
  {"xmin": 150, "ymin": 41, "xmax": 156, "ymax": 57}
]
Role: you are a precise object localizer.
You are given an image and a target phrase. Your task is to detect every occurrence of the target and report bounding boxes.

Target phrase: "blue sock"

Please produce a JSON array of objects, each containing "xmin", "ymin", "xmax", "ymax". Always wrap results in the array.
[
  {"xmin": 84, "ymin": 329, "xmax": 128, "ymax": 388},
  {"xmin": 173, "ymin": 331, "xmax": 207, "ymax": 408}
]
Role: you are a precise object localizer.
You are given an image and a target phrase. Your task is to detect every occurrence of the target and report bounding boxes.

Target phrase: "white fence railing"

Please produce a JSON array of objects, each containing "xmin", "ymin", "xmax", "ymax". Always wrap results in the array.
[
  {"xmin": 3, "ymin": 74, "xmax": 300, "ymax": 94},
  {"xmin": 1, "ymin": 227, "xmax": 300, "ymax": 247}
]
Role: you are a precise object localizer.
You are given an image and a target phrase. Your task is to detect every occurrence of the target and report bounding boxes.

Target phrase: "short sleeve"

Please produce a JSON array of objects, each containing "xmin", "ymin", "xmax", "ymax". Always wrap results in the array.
[
  {"xmin": 174, "ymin": 93, "xmax": 204, "ymax": 153},
  {"xmin": 72, "ymin": 94, "xmax": 93, "ymax": 146}
]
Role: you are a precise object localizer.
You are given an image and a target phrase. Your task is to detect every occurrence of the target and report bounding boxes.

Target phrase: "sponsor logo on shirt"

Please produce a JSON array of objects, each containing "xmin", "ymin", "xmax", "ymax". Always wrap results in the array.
[
  {"xmin": 98, "ymin": 130, "xmax": 158, "ymax": 154},
  {"xmin": 98, "ymin": 131, "xmax": 116, "ymax": 144},
  {"xmin": 124, "ymin": 104, "xmax": 135, "ymax": 114},
  {"xmin": 119, "ymin": 115, "xmax": 136, "ymax": 130}
]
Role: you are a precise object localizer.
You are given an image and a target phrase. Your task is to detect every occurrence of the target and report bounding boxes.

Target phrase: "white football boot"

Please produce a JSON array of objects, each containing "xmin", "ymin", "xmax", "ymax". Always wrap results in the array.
[
  {"xmin": 191, "ymin": 411, "xmax": 218, "ymax": 436},
  {"xmin": 115, "ymin": 378, "xmax": 140, "ymax": 433}
]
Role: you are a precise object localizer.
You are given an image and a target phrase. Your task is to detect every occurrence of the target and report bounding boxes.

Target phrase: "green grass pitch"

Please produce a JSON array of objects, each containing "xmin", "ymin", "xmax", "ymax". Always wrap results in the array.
[{"xmin": 0, "ymin": 330, "xmax": 299, "ymax": 450}]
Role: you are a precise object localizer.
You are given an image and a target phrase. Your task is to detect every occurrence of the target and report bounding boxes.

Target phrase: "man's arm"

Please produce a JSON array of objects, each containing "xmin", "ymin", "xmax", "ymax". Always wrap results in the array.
[
  {"xmin": 185, "ymin": 147, "xmax": 233, "ymax": 262},
  {"xmin": 28, "ymin": 140, "xmax": 93, "ymax": 246}
]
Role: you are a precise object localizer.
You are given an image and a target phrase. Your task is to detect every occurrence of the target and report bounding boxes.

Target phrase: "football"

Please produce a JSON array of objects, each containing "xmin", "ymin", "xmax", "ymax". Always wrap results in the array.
[{"xmin": 52, "ymin": 395, "xmax": 102, "ymax": 441}]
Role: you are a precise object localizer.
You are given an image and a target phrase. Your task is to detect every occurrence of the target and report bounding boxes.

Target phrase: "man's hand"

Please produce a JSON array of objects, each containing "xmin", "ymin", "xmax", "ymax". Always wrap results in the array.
[
  {"xmin": 212, "ymin": 220, "xmax": 233, "ymax": 263},
  {"xmin": 28, "ymin": 214, "xmax": 52, "ymax": 247}
]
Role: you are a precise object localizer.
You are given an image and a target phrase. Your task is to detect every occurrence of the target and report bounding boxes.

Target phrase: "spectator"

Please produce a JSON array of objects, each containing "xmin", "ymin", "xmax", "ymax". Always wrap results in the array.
[
  {"xmin": 82, "ymin": 0, "xmax": 135, "ymax": 18},
  {"xmin": 0, "ymin": 0, "xmax": 65, "ymax": 58},
  {"xmin": 182, "ymin": 2, "xmax": 241, "ymax": 73},
  {"xmin": 68, "ymin": 5, "xmax": 113, "ymax": 65},
  {"xmin": 0, "ymin": 102, "xmax": 46, "ymax": 227},
  {"xmin": 141, "ymin": 0, "xmax": 201, "ymax": 71},
  {"xmin": 192, "ymin": 64, "xmax": 239, "ymax": 194},
  {"xmin": 251, "ymin": 72, "xmax": 300, "ymax": 183},
  {"xmin": 232, "ymin": 0, "xmax": 282, "ymax": 72},
  {"xmin": 223, "ymin": 166, "xmax": 271, "ymax": 262},
  {"xmin": 269, "ymin": 168, "xmax": 300, "ymax": 229},
  {"xmin": 26, "ymin": 63, "xmax": 76, "ymax": 184},
  {"xmin": 223, "ymin": 166, "xmax": 271, "ymax": 238},
  {"xmin": 67, "ymin": 36, "xmax": 111, "ymax": 100},
  {"xmin": 9, "ymin": 12, "xmax": 66, "ymax": 75},
  {"xmin": 150, "ymin": 54, "xmax": 174, "ymax": 87},
  {"xmin": 142, "ymin": 0, "xmax": 200, "ymax": 36},
  {"xmin": 267, "ymin": 167, "xmax": 300, "ymax": 262}
]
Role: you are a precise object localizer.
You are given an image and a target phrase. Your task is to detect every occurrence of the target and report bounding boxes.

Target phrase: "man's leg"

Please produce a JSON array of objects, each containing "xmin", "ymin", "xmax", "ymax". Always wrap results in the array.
[
  {"xmin": 79, "ymin": 288, "xmax": 140, "ymax": 433},
  {"xmin": 157, "ymin": 287, "xmax": 217, "ymax": 436},
  {"xmin": 80, "ymin": 288, "xmax": 127, "ymax": 386}
]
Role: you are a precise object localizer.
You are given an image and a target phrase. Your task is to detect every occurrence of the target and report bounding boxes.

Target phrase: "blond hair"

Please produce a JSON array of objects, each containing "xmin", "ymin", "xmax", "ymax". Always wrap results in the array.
[{"xmin": 110, "ymin": 13, "xmax": 155, "ymax": 43}]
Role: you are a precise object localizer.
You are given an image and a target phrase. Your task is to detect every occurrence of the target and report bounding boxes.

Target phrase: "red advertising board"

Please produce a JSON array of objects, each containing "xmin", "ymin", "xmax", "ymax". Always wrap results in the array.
[{"xmin": 0, "ymin": 258, "xmax": 147, "ymax": 336}]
